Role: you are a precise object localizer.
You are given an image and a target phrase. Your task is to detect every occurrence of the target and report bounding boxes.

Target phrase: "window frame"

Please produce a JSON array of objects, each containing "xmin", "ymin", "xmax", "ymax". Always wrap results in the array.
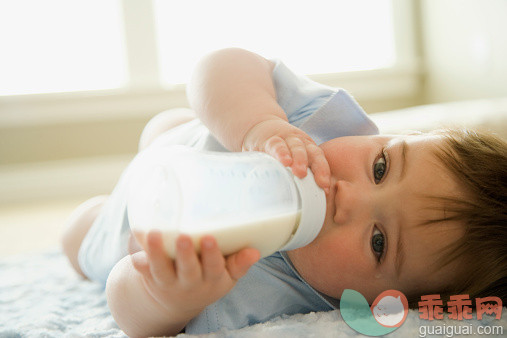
[{"xmin": 0, "ymin": 0, "xmax": 421, "ymax": 128}]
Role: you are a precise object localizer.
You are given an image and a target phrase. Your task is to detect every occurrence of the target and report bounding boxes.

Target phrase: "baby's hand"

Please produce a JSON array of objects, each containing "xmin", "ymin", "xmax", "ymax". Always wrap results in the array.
[
  {"xmin": 130, "ymin": 232, "xmax": 260, "ymax": 317},
  {"xmin": 243, "ymin": 118, "xmax": 331, "ymax": 193}
]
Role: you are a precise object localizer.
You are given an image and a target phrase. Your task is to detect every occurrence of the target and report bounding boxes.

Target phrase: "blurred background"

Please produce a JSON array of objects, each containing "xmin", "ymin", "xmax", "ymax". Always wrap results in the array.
[{"xmin": 1, "ymin": 0, "xmax": 506, "ymax": 257}]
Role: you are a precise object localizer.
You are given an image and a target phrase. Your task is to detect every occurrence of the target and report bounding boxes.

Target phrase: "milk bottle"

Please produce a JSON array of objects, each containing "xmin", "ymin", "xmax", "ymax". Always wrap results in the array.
[{"xmin": 126, "ymin": 145, "xmax": 325, "ymax": 258}]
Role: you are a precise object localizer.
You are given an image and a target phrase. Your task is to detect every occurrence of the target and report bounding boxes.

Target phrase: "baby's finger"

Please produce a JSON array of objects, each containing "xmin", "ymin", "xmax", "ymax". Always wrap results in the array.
[
  {"xmin": 306, "ymin": 143, "xmax": 331, "ymax": 192},
  {"xmin": 128, "ymin": 233, "xmax": 143, "ymax": 255},
  {"xmin": 285, "ymin": 136, "xmax": 308, "ymax": 178},
  {"xmin": 131, "ymin": 251, "xmax": 151, "ymax": 277},
  {"xmin": 264, "ymin": 136, "xmax": 293, "ymax": 167},
  {"xmin": 146, "ymin": 231, "xmax": 176, "ymax": 284},
  {"xmin": 200, "ymin": 235, "xmax": 226, "ymax": 282},
  {"xmin": 175, "ymin": 234, "xmax": 202, "ymax": 287},
  {"xmin": 225, "ymin": 248, "xmax": 261, "ymax": 281}
]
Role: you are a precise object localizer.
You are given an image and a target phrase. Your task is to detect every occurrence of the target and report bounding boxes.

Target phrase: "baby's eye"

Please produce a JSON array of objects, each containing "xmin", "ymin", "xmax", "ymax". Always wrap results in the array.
[
  {"xmin": 371, "ymin": 227, "xmax": 385, "ymax": 262},
  {"xmin": 373, "ymin": 151, "xmax": 387, "ymax": 184}
]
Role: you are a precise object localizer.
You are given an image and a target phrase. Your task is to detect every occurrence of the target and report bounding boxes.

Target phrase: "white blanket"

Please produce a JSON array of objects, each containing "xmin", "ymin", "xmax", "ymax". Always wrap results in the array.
[{"xmin": 1, "ymin": 250, "xmax": 505, "ymax": 337}]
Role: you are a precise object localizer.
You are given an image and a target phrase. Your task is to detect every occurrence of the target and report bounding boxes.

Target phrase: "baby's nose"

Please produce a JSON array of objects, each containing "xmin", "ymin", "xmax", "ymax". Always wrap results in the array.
[{"xmin": 333, "ymin": 180, "xmax": 369, "ymax": 225}]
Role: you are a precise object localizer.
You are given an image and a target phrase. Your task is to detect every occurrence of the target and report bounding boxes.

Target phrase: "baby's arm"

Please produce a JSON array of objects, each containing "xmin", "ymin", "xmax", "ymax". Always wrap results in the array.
[
  {"xmin": 106, "ymin": 233, "xmax": 260, "ymax": 337},
  {"xmin": 187, "ymin": 48, "xmax": 330, "ymax": 191}
]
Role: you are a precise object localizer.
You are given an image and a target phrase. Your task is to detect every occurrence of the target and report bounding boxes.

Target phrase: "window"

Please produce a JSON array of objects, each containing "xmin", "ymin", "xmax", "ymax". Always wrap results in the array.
[
  {"xmin": 0, "ymin": 0, "xmax": 127, "ymax": 96},
  {"xmin": 154, "ymin": 0, "xmax": 396, "ymax": 85},
  {"xmin": 0, "ymin": 0, "xmax": 418, "ymax": 123}
]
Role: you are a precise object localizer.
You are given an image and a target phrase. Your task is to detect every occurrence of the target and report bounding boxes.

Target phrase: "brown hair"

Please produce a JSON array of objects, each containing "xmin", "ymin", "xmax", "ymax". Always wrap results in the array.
[{"xmin": 407, "ymin": 128, "xmax": 507, "ymax": 309}]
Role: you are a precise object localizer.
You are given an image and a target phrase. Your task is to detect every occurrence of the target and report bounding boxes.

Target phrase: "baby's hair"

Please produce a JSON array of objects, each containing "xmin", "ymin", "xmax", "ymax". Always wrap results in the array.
[{"xmin": 407, "ymin": 128, "xmax": 506, "ymax": 309}]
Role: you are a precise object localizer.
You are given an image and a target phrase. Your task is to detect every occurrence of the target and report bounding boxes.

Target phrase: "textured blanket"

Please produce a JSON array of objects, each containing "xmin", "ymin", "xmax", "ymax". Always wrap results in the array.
[{"xmin": 1, "ymin": 250, "xmax": 505, "ymax": 337}]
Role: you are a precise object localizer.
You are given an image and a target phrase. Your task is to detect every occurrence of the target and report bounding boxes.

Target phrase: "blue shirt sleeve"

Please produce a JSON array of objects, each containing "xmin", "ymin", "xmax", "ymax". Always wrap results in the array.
[
  {"xmin": 270, "ymin": 59, "xmax": 336, "ymax": 127},
  {"xmin": 270, "ymin": 59, "xmax": 379, "ymax": 144}
]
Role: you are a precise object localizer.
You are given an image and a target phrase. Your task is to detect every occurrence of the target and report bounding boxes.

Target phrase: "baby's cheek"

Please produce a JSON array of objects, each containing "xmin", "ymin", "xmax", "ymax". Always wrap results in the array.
[
  {"xmin": 331, "ymin": 243, "xmax": 360, "ymax": 272},
  {"xmin": 314, "ymin": 242, "xmax": 373, "ymax": 298},
  {"xmin": 318, "ymin": 233, "xmax": 363, "ymax": 274}
]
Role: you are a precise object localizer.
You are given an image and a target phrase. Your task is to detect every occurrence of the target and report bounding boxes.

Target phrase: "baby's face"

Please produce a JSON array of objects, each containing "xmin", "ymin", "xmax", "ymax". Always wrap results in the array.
[{"xmin": 288, "ymin": 134, "xmax": 464, "ymax": 304}]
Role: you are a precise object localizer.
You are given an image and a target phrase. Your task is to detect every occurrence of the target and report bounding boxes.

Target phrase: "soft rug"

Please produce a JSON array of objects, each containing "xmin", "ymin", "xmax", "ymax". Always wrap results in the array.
[{"xmin": 1, "ymin": 250, "xmax": 505, "ymax": 337}]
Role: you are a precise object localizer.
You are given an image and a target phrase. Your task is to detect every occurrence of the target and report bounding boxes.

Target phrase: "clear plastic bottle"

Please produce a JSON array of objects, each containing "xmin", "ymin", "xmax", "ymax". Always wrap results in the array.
[{"xmin": 127, "ymin": 145, "xmax": 326, "ymax": 258}]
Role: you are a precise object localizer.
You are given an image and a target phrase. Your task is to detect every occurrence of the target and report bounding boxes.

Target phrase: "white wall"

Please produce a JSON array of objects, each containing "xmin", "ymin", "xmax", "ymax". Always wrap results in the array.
[{"xmin": 420, "ymin": 0, "xmax": 507, "ymax": 103}]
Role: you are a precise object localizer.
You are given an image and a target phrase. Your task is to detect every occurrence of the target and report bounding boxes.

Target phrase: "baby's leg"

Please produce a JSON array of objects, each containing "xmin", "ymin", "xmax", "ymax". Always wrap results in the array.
[
  {"xmin": 61, "ymin": 195, "xmax": 108, "ymax": 277},
  {"xmin": 138, "ymin": 108, "xmax": 196, "ymax": 151},
  {"xmin": 62, "ymin": 108, "xmax": 196, "ymax": 278}
]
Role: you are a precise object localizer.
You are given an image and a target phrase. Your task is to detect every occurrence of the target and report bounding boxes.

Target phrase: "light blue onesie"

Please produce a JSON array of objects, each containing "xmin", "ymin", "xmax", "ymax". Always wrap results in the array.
[{"xmin": 78, "ymin": 59, "xmax": 379, "ymax": 334}]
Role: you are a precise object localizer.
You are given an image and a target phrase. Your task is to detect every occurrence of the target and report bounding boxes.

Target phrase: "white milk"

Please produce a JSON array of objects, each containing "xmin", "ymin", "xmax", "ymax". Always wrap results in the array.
[{"xmin": 132, "ymin": 210, "xmax": 301, "ymax": 258}]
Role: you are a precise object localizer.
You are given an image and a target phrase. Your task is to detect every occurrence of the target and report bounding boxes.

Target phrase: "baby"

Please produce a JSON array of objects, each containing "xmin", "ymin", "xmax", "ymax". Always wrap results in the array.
[{"xmin": 61, "ymin": 48, "xmax": 507, "ymax": 337}]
